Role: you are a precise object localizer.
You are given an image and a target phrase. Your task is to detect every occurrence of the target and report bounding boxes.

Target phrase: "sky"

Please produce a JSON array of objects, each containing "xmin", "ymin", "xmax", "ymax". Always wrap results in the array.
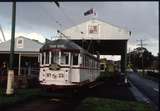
[{"xmin": 0, "ymin": 2, "xmax": 159, "ymax": 60}]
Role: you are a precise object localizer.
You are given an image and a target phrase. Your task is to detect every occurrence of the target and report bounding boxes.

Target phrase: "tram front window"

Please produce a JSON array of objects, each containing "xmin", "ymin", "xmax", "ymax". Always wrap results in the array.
[
  {"xmin": 46, "ymin": 52, "xmax": 49, "ymax": 64},
  {"xmin": 51, "ymin": 51, "xmax": 59, "ymax": 64},
  {"xmin": 61, "ymin": 52, "xmax": 69, "ymax": 65}
]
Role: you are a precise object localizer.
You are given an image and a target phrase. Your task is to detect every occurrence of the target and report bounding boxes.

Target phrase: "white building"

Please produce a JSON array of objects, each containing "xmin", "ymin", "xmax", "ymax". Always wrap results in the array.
[{"xmin": 62, "ymin": 19, "xmax": 131, "ymax": 73}]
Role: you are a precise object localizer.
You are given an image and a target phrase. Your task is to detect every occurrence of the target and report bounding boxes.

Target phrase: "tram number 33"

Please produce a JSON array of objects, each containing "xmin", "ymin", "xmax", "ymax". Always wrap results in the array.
[{"xmin": 46, "ymin": 73, "xmax": 64, "ymax": 79}]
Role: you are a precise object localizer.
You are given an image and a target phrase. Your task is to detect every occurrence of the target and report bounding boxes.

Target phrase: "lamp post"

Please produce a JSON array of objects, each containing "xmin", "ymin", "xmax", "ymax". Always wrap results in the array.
[{"xmin": 6, "ymin": 1, "xmax": 16, "ymax": 95}]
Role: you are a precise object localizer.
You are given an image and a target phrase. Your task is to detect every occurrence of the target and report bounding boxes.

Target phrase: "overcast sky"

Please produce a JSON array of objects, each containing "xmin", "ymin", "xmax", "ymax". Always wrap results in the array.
[{"xmin": 0, "ymin": 2, "xmax": 159, "ymax": 57}]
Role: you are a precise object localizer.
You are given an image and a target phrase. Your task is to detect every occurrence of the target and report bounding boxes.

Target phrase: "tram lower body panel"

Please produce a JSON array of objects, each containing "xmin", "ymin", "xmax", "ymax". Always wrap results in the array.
[{"xmin": 39, "ymin": 67, "xmax": 100, "ymax": 90}]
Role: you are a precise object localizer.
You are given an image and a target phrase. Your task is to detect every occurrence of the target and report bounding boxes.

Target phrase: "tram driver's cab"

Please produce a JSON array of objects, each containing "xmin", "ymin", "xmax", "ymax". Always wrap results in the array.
[{"xmin": 39, "ymin": 50, "xmax": 81, "ymax": 85}]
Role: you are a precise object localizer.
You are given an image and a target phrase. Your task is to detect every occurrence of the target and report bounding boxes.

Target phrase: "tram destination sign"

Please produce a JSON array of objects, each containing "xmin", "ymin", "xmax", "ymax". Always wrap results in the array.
[{"xmin": 49, "ymin": 44, "xmax": 64, "ymax": 48}]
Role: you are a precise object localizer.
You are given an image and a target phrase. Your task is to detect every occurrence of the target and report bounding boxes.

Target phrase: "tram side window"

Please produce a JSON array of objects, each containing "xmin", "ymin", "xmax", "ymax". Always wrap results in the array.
[
  {"xmin": 91, "ymin": 59, "xmax": 93, "ymax": 68},
  {"xmin": 83, "ymin": 56, "xmax": 85, "ymax": 67},
  {"xmin": 86, "ymin": 56, "xmax": 89, "ymax": 67},
  {"xmin": 82, "ymin": 55, "xmax": 85, "ymax": 67},
  {"xmin": 46, "ymin": 52, "xmax": 49, "ymax": 64},
  {"xmin": 95, "ymin": 61, "xmax": 97, "ymax": 68},
  {"xmin": 72, "ymin": 53, "xmax": 78, "ymax": 65},
  {"xmin": 61, "ymin": 52, "xmax": 69, "ymax": 65},
  {"xmin": 93, "ymin": 60, "xmax": 95, "ymax": 68},
  {"xmin": 85, "ymin": 56, "xmax": 87, "ymax": 67}
]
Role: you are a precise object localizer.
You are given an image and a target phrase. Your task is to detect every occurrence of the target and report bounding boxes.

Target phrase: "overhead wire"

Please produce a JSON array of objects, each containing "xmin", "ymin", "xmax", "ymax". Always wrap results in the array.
[
  {"xmin": 45, "ymin": 2, "xmax": 73, "ymax": 40},
  {"xmin": 48, "ymin": 2, "xmax": 96, "ymax": 53},
  {"xmin": 59, "ymin": 5, "xmax": 97, "ymax": 53},
  {"xmin": 54, "ymin": 3, "xmax": 92, "ymax": 52},
  {"xmin": 49, "ymin": 2, "xmax": 87, "ymax": 46},
  {"xmin": 43, "ymin": 3, "xmax": 77, "ymax": 42},
  {"xmin": 50, "ymin": 2, "xmax": 85, "ymax": 36},
  {"xmin": 41, "ymin": 3, "xmax": 66, "ymax": 40}
]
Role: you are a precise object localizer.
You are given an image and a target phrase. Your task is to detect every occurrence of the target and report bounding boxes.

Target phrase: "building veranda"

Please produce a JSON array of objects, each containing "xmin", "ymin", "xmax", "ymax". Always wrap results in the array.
[{"xmin": 0, "ymin": 36, "xmax": 43, "ymax": 88}]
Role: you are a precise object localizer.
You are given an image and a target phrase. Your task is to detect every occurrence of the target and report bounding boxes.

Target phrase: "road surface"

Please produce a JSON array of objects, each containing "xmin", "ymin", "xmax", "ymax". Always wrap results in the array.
[{"xmin": 127, "ymin": 72, "xmax": 159, "ymax": 110}]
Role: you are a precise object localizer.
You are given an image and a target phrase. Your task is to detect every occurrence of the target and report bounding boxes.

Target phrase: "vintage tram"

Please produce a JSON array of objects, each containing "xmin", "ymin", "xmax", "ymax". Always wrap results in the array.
[{"xmin": 39, "ymin": 39, "xmax": 100, "ymax": 89}]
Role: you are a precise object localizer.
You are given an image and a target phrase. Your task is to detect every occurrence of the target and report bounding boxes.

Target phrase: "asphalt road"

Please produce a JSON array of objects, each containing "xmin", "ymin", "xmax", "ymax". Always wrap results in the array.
[{"xmin": 127, "ymin": 72, "xmax": 159, "ymax": 109}]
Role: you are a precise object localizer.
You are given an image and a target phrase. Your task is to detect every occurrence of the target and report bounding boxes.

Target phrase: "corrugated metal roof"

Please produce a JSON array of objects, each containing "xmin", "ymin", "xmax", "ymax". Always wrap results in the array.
[{"xmin": 0, "ymin": 36, "xmax": 43, "ymax": 53}]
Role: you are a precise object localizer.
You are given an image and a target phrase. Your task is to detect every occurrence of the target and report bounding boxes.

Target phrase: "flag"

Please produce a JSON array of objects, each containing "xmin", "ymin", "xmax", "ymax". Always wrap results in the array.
[{"xmin": 84, "ymin": 8, "xmax": 94, "ymax": 16}]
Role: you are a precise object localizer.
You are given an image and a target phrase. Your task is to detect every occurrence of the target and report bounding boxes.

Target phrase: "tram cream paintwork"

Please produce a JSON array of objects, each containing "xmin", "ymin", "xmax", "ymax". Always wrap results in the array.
[
  {"xmin": 39, "ymin": 39, "xmax": 100, "ymax": 87},
  {"xmin": 39, "ymin": 52, "xmax": 100, "ymax": 86}
]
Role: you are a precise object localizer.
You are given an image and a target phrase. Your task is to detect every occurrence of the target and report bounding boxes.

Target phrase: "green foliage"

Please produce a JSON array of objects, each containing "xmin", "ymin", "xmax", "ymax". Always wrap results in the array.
[
  {"xmin": 96, "ymin": 72, "xmax": 115, "ymax": 81},
  {"xmin": 76, "ymin": 97, "xmax": 154, "ymax": 111},
  {"xmin": 127, "ymin": 47, "xmax": 155, "ymax": 69},
  {"xmin": 0, "ymin": 88, "xmax": 3, "ymax": 96}
]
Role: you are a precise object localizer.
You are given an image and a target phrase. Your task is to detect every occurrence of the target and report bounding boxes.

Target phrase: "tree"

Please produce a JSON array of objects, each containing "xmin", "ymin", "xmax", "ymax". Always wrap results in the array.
[{"xmin": 127, "ymin": 47, "xmax": 154, "ymax": 70}]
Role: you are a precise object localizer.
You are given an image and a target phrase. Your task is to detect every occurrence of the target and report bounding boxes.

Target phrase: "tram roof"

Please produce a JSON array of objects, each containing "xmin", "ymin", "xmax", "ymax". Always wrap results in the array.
[
  {"xmin": 40, "ymin": 39, "xmax": 99, "ymax": 60},
  {"xmin": 40, "ymin": 39, "xmax": 84, "ymax": 51}
]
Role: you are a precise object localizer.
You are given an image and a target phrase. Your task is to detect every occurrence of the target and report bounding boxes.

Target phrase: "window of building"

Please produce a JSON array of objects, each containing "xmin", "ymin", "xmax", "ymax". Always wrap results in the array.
[
  {"xmin": 88, "ymin": 25, "xmax": 99, "ymax": 34},
  {"xmin": 17, "ymin": 38, "xmax": 24, "ymax": 48}
]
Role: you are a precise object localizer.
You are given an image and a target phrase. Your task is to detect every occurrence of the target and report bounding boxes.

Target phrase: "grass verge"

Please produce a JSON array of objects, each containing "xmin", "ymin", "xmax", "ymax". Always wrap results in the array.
[
  {"xmin": 75, "ymin": 97, "xmax": 154, "ymax": 111},
  {"xmin": 0, "ymin": 88, "xmax": 44, "ymax": 109}
]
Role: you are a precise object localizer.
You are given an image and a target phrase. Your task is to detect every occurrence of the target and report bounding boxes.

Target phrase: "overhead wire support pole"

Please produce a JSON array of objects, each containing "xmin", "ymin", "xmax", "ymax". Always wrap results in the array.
[
  {"xmin": 136, "ymin": 39, "xmax": 147, "ymax": 76},
  {"xmin": 6, "ymin": 1, "xmax": 16, "ymax": 95},
  {"xmin": 10, "ymin": 1, "xmax": 16, "ymax": 70},
  {"xmin": 137, "ymin": 39, "xmax": 147, "ymax": 48}
]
